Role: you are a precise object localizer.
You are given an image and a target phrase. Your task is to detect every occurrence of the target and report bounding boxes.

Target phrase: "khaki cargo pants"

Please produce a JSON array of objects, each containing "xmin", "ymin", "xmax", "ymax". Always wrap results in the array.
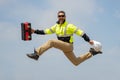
[{"xmin": 36, "ymin": 39, "xmax": 92, "ymax": 66}]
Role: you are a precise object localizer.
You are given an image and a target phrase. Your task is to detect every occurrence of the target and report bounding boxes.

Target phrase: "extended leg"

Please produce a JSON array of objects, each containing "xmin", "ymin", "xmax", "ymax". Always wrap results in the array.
[
  {"xmin": 26, "ymin": 39, "xmax": 55, "ymax": 60},
  {"xmin": 63, "ymin": 48, "xmax": 102, "ymax": 66},
  {"xmin": 63, "ymin": 51, "xmax": 92, "ymax": 66},
  {"xmin": 27, "ymin": 39, "xmax": 73, "ymax": 60}
]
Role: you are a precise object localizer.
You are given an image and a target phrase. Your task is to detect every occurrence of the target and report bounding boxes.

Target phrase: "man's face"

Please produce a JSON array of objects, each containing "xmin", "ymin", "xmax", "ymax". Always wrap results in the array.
[{"xmin": 58, "ymin": 12, "xmax": 66, "ymax": 24}]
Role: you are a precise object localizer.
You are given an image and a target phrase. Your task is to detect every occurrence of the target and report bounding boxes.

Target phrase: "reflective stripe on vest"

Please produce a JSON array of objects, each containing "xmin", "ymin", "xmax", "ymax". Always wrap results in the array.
[{"xmin": 56, "ymin": 24, "xmax": 73, "ymax": 37}]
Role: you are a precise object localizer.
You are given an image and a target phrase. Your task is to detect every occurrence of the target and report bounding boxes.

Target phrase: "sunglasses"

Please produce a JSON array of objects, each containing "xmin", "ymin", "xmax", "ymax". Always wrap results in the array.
[{"xmin": 58, "ymin": 15, "xmax": 65, "ymax": 17}]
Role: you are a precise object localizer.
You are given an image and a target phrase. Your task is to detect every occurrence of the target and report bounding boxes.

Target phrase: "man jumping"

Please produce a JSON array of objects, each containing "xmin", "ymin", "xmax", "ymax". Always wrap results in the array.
[{"xmin": 27, "ymin": 11, "xmax": 102, "ymax": 66}]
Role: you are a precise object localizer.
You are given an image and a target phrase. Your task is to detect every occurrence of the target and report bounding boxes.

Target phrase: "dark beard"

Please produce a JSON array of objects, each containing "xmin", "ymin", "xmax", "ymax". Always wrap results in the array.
[{"xmin": 56, "ymin": 20, "xmax": 65, "ymax": 24}]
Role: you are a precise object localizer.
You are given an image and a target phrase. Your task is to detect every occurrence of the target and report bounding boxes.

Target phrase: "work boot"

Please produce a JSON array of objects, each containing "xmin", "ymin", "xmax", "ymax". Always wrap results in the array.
[
  {"xmin": 26, "ymin": 49, "xmax": 39, "ymax": 60},
  {"xmin": 89, "ymin": 48, "xmax": 102, "ymax": 56}
]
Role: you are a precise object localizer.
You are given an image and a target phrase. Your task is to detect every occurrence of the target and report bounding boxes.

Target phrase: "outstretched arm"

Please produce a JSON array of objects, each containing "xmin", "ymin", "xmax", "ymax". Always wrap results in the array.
[
  {"xmin": 31, "ymin": 29, "xmax": 45, "ymax": 35},
  {"xmin": 31, "ymin": 24, "xmax": 57, "ymax": 35},
  {"xmin": 82, "ymin": 33, "xmax": 94, "ymax": 45}
]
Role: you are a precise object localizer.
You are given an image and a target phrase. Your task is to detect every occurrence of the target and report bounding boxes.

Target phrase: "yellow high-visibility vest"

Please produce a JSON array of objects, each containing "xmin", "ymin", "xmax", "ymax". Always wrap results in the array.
[{"xmin": 44, "ymin": 21, "xmax": 84, "ymax": 43}]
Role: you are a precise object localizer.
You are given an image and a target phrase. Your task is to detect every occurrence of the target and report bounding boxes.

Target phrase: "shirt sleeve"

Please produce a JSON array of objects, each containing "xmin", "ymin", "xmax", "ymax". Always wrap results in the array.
[
  {"xmin": 82, "ymin": 33, "xmax": 90, "ymax": 42},
  {"xmin": 68, "ymin": 24, "xmax": 84, "ymax": 36},
  {"xmin": 34, "ymin": 30, "xmax": 45, "ymax": 35},
  {"xmin": 44, "ymin": 24, "xmax": 57, "ymax": 34}
]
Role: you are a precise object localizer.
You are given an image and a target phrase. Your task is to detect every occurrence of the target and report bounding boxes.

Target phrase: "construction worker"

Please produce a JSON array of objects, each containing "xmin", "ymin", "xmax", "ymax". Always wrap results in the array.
[{"xmin": 27, "ymin": 11, "xmax": 102, "ymax": 66}]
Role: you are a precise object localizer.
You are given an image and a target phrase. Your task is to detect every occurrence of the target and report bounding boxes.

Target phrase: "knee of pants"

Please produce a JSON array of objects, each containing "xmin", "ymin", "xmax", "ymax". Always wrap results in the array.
[{"xmin": 47, "ymin": 39, "xmax": 55, "ymax": 47}]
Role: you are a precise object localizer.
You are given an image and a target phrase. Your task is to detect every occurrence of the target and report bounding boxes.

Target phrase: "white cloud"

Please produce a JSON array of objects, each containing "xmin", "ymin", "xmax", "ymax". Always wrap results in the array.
[
  {"xmin": 50, "ymin": 0, "xmax": 97, "ymax": 16},
  {"xmin": 11, "ymin": 0, "xmax": 100, "ymax": 31},
  {"xmin": 9, "ymin": 0, "xmax": 98, "ymax": 23}
]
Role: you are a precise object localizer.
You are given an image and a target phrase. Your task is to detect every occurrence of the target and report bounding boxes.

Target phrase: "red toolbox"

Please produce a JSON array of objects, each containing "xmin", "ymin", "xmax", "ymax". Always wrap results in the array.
[{"xmin": 21, "ymin": 22, "xmax": 32, "ymax": 41}]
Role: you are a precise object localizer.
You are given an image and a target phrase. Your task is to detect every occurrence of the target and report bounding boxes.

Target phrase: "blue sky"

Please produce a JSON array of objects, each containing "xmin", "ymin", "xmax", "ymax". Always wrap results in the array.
[{"xmin": 0, "ymin": 0, "xmax": 120, "ymax": 80}]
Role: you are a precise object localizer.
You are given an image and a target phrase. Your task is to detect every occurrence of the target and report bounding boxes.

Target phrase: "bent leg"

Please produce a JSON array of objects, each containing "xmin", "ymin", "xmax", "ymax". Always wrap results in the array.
[
  {"xmin": 64, "ymin": 51, "xmax": 92, "ymax": 66},
  {"xmin": 36, "ymin": 39, "xmax": 54, "ymax": 55},
  {"xmin": 36, "ymin": 39, "xmax": 73, "ymax": 56}
]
